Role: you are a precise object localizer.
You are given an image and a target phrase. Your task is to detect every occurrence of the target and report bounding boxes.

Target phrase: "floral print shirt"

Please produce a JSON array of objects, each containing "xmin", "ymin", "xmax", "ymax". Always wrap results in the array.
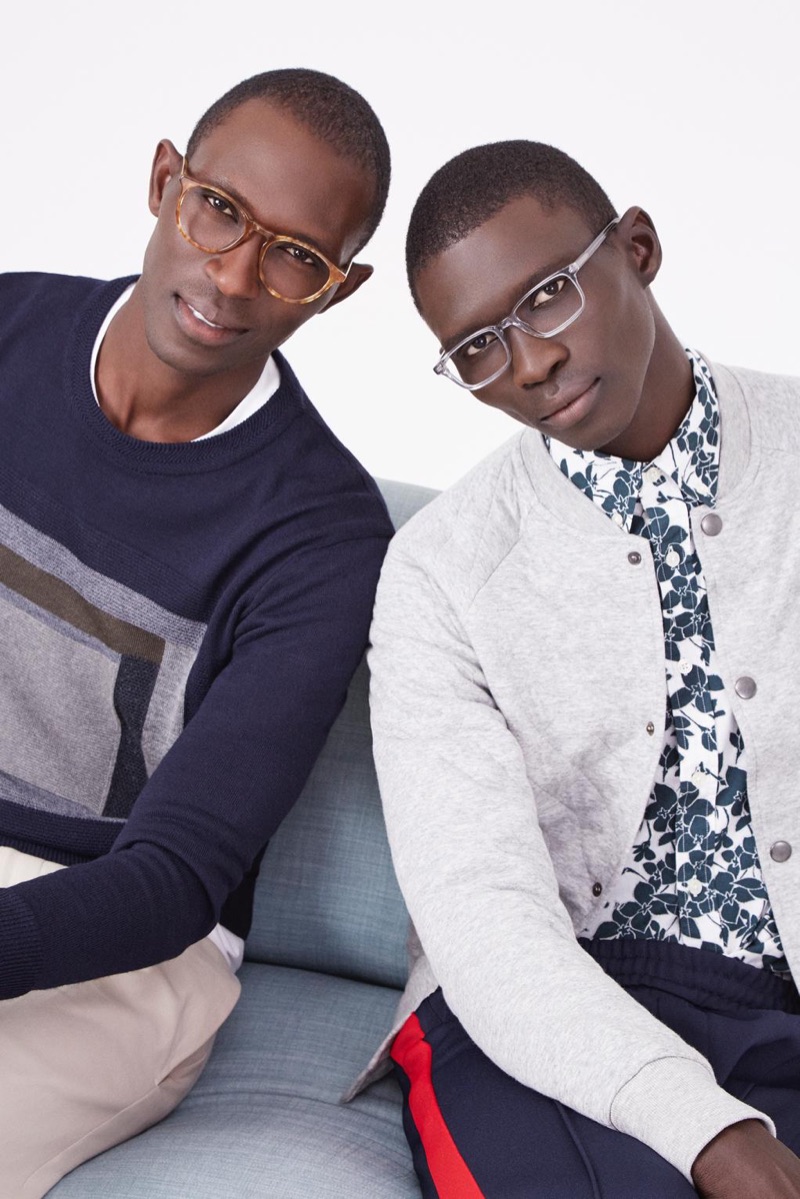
[{"xmin": 546, "ymin": 351, "xmax": 787, "ymax": 974}]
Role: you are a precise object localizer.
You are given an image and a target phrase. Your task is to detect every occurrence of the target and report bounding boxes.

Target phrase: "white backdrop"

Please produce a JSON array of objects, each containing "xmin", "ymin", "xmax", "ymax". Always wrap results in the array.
[{"xmin": 3, "ymin": 0, "xmax": 798, "ymax": 488}]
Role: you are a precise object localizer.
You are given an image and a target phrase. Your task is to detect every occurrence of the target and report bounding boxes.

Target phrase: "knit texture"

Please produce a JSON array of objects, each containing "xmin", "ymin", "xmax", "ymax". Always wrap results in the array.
[{"xmin": 0, "ymin": 271, "xmax": 392, "ymax": 998}]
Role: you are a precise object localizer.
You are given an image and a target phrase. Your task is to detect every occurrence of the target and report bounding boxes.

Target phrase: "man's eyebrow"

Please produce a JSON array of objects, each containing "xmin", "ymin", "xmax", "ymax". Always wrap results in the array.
[
  {"xmin": 199, "ymin": 169, "xmax": 330, "ymax": 255},
  {"xmin": 443, "ymin": 257, "xmax": 570, "ymax": 352}
]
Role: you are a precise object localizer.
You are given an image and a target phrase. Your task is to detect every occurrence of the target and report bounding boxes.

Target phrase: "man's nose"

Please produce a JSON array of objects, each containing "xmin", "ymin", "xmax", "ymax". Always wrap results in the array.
[
  {"xmin": 507, "ymin": 326, "xmax": 568, "ymax": 388},
  {"xmin": 204, "ymin": 235, "xmax": 263, "ymax": 301}
]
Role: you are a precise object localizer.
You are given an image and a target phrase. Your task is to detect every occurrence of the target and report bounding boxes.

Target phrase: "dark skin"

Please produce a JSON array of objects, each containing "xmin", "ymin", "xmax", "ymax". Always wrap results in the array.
[
  {"xmin": 416, "ymin": 197, "xmax": 800, "ymax": 1198},
  {"xmin": 692, "ymin": 1121, "xmax": 800, "ymax": 1198},
  {"xmin": 96, "ymin": 98, "xmax": 375, "ymax": 442},
  {"xmin": 416, "ymin": 197, "xmax": 693, "ymax": 462}
]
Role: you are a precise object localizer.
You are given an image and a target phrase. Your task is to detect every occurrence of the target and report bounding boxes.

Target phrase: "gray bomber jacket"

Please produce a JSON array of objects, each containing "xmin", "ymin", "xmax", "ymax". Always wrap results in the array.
[{"xmin": 365, "ymin": 362, "xmax": 800, "ymax": 1181}]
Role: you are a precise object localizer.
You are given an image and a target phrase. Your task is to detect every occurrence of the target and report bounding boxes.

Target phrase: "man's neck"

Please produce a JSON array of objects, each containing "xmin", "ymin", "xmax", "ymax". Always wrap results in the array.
[
  {"xmin": 598, "ymin": 302, "xmax": 695, "ymax": 463},
  {"xmin": 94, "ymin": 289, "xmax": 268, "ymax": 443}
]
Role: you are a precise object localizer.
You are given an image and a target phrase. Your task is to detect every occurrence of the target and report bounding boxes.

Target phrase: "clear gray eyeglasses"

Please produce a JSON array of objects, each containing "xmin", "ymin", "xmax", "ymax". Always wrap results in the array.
[{"xmin": 434, "ymin": 216, "xmax": 621, "ymax": 391}]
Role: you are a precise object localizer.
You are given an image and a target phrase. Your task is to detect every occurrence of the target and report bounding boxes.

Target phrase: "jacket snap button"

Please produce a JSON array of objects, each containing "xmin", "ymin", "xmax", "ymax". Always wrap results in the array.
[
  {"xmin": 700, "ymin": 513, "xmax": 723, "ymax": 536},
  {"xmin": 627, "ymin": 551, "xmax": 642, "ymax": 565},
  {"xmin": 592, "ymin": 882, "xmax": 603, "ymax": 897},
  {"xmin": 646, "ymin": 721, "xmax": 655, "ymax": 735},
  {"xmin": 735, "ymin": 676, "xmax": 757, "ymax": 699},
  {"xmin": 770, "ymin": 841, "xmax": 792, "ymax": 863}
]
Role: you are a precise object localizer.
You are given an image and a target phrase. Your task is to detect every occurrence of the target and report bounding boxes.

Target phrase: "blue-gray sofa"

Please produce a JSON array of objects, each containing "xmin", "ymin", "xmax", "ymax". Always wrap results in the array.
[{"xmin": 51, "ymin": 480, "xmax": 436, "ymax": 1199}]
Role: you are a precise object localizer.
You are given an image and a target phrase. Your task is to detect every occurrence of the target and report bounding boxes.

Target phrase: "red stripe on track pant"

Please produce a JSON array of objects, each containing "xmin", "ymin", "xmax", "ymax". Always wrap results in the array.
[{"xmin": 391, "ymin": 1012, "xmax": 486, "ymax": 1199}]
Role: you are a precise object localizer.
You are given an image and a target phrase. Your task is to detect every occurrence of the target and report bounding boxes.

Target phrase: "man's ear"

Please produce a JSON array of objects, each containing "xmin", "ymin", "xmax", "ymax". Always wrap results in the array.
[
  {"xmin": 320, "ymin": 262, "xmax": 374, "ymax": 312},
  {"xmin": 148, "ymin": 140, "xmax": 182, "ymax": 218},
  {"xmin": 617, "ymin": 205, "xmax": 662, "ymax": 287}
]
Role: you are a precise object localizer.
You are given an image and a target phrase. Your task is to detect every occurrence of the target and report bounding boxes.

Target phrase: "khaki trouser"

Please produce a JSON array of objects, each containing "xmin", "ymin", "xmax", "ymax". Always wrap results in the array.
[{"xmin": 0, "ymin": 846, "xmax": 241, "ymax": 1199}]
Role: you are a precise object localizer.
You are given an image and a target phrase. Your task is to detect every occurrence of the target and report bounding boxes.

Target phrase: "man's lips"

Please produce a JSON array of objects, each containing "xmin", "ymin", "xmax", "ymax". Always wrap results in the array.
[
  {"xmin": 538, "ymin": 378, "xmax": 600, "ymax": 428},
  {"xmin": 175, "ymin": 295, "xmax": 248, "ymax": 343},
  {"xmin": 187, "ymin": 301, "xmax": 228, "ymax": 330}
]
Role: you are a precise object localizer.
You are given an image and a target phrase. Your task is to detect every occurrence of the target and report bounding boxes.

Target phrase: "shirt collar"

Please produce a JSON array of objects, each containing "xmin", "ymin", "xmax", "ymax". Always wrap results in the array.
[{"xmin": 546, "ymin": 350, "xmax": 720, "ymax": 529}]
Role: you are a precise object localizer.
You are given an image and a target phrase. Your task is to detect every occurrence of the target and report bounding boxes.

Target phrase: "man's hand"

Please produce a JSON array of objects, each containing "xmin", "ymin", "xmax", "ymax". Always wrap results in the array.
[{"xmin": 692, "ymin": 1120, "xmax": 800, "ymax": 1198}]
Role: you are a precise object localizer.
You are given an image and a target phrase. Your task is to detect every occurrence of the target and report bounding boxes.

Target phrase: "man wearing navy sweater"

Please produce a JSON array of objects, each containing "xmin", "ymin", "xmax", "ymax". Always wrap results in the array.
[{"xmin": 0, "ymin": 68, "xmax": 393, "ymax": 1195}]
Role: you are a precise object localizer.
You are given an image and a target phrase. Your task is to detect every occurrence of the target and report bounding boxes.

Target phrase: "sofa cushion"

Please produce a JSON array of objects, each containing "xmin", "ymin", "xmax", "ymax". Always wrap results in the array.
[
  {"xmin": 245, "ymin": 479, "xmax": 438, "ymax": 989},
  {"xmin": 246, "ymin": 657, "xmax": 410, "ymax": 988},
  {"xmin": 50, "ymin": 962, "xmax": 419, "ymax": 1198},
  {"xmin": 378, "ymin": 479, "xmax": 439, "ymax": 533}
]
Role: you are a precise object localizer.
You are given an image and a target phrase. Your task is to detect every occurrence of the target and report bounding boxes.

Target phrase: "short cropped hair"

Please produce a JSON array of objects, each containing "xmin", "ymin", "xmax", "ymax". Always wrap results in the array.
[
  {"xmin": 406, "ymin": 140, "xmax": 616, "ymax": 307},
  {"xmin": 187, "ymin": 68, "xmax": 391, "ymax": 250}
]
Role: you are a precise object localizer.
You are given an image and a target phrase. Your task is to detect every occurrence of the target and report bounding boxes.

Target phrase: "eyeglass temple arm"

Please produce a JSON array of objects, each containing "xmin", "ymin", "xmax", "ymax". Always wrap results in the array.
[{"xmin": 570, "ymin": 216, "xmax": 621, "ymax": 273}]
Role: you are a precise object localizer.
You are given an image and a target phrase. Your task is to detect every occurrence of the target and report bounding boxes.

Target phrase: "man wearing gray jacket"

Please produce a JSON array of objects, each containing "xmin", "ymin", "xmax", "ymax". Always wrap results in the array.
[{"xmin": 367, "ymin": 140, "xmax": 800, "ymax": 1198}]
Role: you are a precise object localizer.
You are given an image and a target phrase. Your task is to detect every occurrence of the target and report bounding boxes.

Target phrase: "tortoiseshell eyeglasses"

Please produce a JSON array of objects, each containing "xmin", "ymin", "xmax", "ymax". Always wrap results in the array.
[{"xmin": 176, "ymin": 157, "xmax": 351, "ymax": 304}]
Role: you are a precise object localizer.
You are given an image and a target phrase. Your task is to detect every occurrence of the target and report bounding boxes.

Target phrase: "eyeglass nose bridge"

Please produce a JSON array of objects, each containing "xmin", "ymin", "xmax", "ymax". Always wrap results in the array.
[
  {"xmin": 201, "ymin": 220, "xmax": 340, "ymax": 306},
  {"xmin": 233, "ymin": 212, "xmax": 279, "ymax": 255},
  {"xmin": 478, "ymin": 315, "xmax": 541, "ymax": 384},
  {"xmin": 498, "ymin": 311, "xmax": 546, "ymax": 341},
  {"xmin": 197, "ymin": 205, "xmax": 276, "ymax": 260},
  {"xmin": 492, "ymin": 276, "xmax": 587, "ymax": 380}
]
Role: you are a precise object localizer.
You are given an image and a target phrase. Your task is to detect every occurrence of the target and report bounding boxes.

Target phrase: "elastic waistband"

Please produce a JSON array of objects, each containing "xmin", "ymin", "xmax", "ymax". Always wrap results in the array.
[{"xmin": 579, "ymin": 937, "xmax": 800, "ymax": 1015}]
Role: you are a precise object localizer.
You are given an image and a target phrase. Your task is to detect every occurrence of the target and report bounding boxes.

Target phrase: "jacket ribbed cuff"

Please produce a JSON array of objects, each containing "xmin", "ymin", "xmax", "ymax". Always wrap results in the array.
[{"xmin": 610, "ymin": 1056, "xmax": 775, "ymax": 1181}]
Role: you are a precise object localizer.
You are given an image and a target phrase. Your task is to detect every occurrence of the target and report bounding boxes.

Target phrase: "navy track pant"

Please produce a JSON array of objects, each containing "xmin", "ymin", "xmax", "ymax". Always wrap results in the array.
[{"xmin": 391, "ymin": 939, "xmax": 800, "ymax": 1198}]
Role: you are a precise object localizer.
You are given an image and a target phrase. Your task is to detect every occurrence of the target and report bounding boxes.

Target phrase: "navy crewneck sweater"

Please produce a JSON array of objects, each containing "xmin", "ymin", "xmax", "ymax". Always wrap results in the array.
[{"xmin": 0, "ymin": 271, "xmax": 392, "ymax": 998}]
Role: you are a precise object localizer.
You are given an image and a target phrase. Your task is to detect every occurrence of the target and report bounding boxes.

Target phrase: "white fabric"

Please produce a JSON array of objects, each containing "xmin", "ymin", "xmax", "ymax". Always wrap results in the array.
[
  {"xmin": 89, "ymin": 284, "xmax": 280, "ymax": 441},
  {"xmin": 207, "ymin": 922, "xmax": 245, "ymax": 972}
]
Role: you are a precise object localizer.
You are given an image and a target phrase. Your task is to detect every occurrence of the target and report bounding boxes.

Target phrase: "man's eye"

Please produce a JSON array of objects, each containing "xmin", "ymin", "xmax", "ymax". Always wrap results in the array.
[
  {"xmin": 530, "ymin": 277, "xmax": 566, "ymax": 308},
  {"xmin": 278, "ymin": 244, "xmax": 323, "ymax": 269},
  {"xmin": 462, "ymin": 331, "xmax": 498, "ymax": 358},
  {"xmin": 203, "ymin": 192, "xmax": 237, "ymax": 221},
  {"xmin": 287, "ymin": 246, "xmax": 315, "ymax": 266}
]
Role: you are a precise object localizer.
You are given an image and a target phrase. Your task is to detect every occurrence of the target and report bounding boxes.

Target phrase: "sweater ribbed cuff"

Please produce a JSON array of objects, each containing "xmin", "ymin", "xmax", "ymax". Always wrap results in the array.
[
  {"xmin": 0, "ymin": 888, "xmax": 42, "ymax": 998},
  {"xmin": 610, "ymin": 1056, "xmax": 775, "ymax": 1181}
]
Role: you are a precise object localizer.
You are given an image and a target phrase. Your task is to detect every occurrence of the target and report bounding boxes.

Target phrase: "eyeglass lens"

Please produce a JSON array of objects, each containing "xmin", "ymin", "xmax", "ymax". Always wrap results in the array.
[
  {"xmin": 179, "ymin": 186, "xmax": 332, "ymax": 301},
  {"xmin": 446, "ymin": 274, "xmax": 583, "ymax": 388}
]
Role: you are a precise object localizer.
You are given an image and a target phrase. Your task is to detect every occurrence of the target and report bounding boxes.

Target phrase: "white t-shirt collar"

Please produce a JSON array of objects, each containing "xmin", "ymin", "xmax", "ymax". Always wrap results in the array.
[{"xmin": 90, "ymin": 283, "xmax": 280, "ymax": 441}]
